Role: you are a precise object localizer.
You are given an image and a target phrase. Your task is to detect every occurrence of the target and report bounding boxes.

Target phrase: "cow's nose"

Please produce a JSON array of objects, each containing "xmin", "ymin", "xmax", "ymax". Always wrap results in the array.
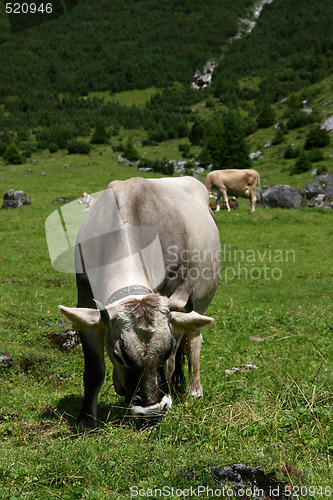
[{"xmin": 162, "ymin": 402, "xmax": 168, "ymax": 412}]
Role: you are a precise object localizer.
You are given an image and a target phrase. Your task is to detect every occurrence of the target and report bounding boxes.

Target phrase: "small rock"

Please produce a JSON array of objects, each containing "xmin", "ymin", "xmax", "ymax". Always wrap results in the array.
[
  {"xmin": 0, "ymin": 351, "xmax": 14, "ymax": 367},
  {"xmin": 213, "ymin": 464, "xmax": 289, "ymax": 499},
  {"xmin": 48, "ymin": 331, "xmax": 80, "ymax": 351},
  {"xmin": 2, "ymin": 189, "xmax": 31, "ymax": 209},
  {"xmin": 224, "ymin": 364, "xmax": 258, "ymax": 375}
]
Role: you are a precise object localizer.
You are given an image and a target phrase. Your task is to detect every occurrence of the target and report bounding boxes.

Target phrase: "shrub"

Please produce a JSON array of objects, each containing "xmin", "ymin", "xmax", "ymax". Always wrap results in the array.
[
  {"xmin": 148, "ymin": 125, "xmax": 167, "ymax": 143},
  {"xmin": 16, "ymin": 128, "xmax": 31, "ymax": 142},
  {"xmin": 90, "ymin": 124, "xmax": 109, "ymax": 144},
  {"xmin": 290, "ymin": 150, "xmax": 312, "ymax": 175},
  {"xmin": 49, "ymin": 142, "xmax": 59, "ymax": 154},
  {"xmin": 284, "ymin": 144, "xmax": 300, "ymax": 159},
  {"xmin": 189, "ymin": 119, "xmax": 208, "ymax": 146},
  {"xmin": 286, "ymin": 111, "xmax": 316, "ymax": 130},
  {"xmin": 123, "ymin": 139, "xmax": 140, "ymax": 162},
  {"xmin": 271, "ymin": 128, "xmax": 284, "ymax": 145},
  {"xmin": 0, "ymin": 141, "xmax": 7, "ymax": 156},
  {"xmin": 256, "ymin": 103, "xmax": 276, "ymax": 128},
  {"xmin": 67, "ymin": 140, "xmax": 91, "ymax": 155},
  {"xmin": 305, "ymin": 126, "xmax": 330, "ymax": 149},
  {"xmin": 36, "ymin": 124, "xmax": 77, "ymax": 150},
  {"xmin": 306, "ymin": 148, "xmax": 324, "ymax": 162},
  {"xmin": 179, "ymin": 143, "xmax": 191, "ymax": 158},
  {"xmin": 3, "ymin": 143, "xmax": 23, "ymax": 164}
]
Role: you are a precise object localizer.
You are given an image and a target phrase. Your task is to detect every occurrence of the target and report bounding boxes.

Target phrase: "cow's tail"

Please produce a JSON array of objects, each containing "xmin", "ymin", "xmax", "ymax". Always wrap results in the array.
[
  {"xmin": 204, "ymin": 174, "xmax": 213, "ymax": 198},
  {"xmin": 257, "ymin": 173, "xmax": 264, "ymax": 206}
]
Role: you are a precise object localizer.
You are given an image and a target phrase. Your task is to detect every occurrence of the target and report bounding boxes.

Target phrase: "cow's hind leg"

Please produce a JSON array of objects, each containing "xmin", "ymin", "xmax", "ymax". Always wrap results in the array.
[
  {"xmin": 250, "ymin": 189, "xmax": 257, "ymax": 212},
  {"xmin": 78, "ymin": 329, "xmax": 105, "ymax": 431}
]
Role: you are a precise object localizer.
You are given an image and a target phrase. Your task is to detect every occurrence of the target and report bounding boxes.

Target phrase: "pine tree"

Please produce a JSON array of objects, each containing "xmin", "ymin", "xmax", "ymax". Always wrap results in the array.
[
  {"xmin": 256, "ymin": 102, "xmax": 276, "ymax": 128},
  {"xmin": 3, "ymin": 143, "xmax": 23, "ymax": 164},
  {"xmin": 204, "ymin": 111, "xmax": 251, "ymax": 170}
]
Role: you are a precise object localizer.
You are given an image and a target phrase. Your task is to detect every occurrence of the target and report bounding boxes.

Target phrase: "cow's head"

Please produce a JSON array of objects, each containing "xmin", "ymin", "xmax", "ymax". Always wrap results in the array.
[{"xmin": 59, "ymin": 293, "xmax": 213, "ymax": 418}]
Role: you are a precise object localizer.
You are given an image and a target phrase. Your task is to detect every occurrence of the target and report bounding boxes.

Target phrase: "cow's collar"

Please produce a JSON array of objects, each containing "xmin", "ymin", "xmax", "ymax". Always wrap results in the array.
[{"xmin": 106, "ymin": 285, "xmax": 152, "ymax": 306}]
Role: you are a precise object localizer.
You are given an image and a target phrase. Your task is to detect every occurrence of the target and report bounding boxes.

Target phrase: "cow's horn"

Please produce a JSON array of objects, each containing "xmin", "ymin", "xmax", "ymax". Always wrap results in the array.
[
  {"xmin": 168, "ymin": 291, "xmax": 194, "ymax": 313},
  {"xmin": 94, "ymin": 299, "xmax": 117, "ymax": 324}
]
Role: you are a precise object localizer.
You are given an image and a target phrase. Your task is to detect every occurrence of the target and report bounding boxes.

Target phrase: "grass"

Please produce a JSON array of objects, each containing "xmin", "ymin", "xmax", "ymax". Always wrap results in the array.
[{"xmin": 1, "ymin": 132, "xmax": 333, "ymax": 498}]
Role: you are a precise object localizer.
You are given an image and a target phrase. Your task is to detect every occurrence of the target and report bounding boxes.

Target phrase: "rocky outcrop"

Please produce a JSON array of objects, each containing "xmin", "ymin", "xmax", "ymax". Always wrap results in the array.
[
  {"xmin": 308, "ymin": 194, "xmax": 333, "ymax": 210},
  {"xmin": 192, "ymin": 0, "xmax": 274, "ymax": 89},
  {"xmin": 321, "ymin": 116, "xmax": 333, "ymax": 133},
  {"xmin": 300, "ymin": 172, "xmax": 333, "ymax": 200},
  {"xmin": 262, "ymin": 185, "xmax": 302, "ymax": 209},
  {"xmin": 192, "ymin": 61, "xmax": 217, "ymax": 90},
  {"xmin": 231, "ymin": 0, "xmax": 274, "ymax": 41}
]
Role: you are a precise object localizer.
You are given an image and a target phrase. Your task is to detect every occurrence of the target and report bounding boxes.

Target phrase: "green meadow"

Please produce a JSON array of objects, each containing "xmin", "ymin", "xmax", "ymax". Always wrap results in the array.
[{"xmin": 0, "ymin": 149, "xmax": 332, "ymax": 499}]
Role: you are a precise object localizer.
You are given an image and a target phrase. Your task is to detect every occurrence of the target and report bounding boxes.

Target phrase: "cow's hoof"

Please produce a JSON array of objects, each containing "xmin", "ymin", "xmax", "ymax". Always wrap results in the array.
[
  {"xmin": 77, "ymin": 415, "xmax": 97, "ymax": 433},
  {"xmin": 189, "ymin": 385, "xmax": 203, "ymax": 397}
]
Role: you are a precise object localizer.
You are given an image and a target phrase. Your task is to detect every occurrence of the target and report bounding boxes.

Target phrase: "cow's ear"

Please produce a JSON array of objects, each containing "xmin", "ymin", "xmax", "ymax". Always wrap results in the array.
[
  {"xmin": 58, "ymin": 305, "xmax": 105, "ymax": 330},
  {"xmin": 169, "ymin": 311, "xmax": 214, "ymax": 333}
]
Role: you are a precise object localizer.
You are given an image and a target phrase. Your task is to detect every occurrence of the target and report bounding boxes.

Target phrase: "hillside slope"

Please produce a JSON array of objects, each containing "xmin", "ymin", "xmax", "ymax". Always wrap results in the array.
[
  {"xmin": 0, "ymin": 0, "xmax": 251, "ymax": 96},
  {"xmin": 213, "ymin": 0, "xmax": 333, "ymax": 102}
]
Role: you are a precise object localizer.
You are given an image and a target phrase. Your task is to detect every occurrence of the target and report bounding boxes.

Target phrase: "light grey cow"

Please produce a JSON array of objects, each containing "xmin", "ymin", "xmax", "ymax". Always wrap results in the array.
[{"xmin": 59, "ymin": 176, "xmax": 221, "ymax": 430}]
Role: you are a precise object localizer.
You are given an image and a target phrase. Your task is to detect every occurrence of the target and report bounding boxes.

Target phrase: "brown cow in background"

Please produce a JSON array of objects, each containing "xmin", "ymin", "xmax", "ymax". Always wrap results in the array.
[{"xmin": 204, "ymin": 169, "xmax": 262, "ymax": 212}]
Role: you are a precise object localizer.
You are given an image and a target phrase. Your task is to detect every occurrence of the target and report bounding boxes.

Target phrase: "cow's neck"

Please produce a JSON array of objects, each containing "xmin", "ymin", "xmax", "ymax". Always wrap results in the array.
[{"xmin": 106, "ymin": 285, "xmax": 152, "ymax": 306}]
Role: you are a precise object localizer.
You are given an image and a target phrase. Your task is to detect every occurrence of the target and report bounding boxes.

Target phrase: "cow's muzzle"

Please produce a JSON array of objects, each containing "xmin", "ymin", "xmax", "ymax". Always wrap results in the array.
[{"xmin": 130, "ymin": 394, "xmax": 172, "ymax": 418}]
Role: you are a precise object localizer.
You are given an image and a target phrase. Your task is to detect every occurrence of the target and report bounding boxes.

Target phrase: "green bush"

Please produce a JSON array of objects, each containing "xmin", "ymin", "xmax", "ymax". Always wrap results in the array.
[
  {"xmin": 123, "ymin": 139, "xmax": 140, "ymax": 162},
  {"xmin": 189, "ymin": 119, "xmax": 208, "ymax": 146},
  {"xmin": 256, "ymin": 103, "xmax": 276, "ymax": 128},
  {"xmin": 286, "ymin": 111, "xmax": 316, "ymax": 130},
  {"xmin": 179, "ymin": 143, "xmax": 191, "ymax": 158},
  {"xmin": 67, "ymin": 140, "xmax": 91, "ymax": 155},
  {"xmin": 306, "ymin": 148, "xmax": 324, "ymax": 162},
  {"xmin": 3, "ymin": 143, "xmax": 24, "ymax": 164},
  {"xmin": 90, "ymin": 124, "xmax": 109, "ymax": 145},
  {"xmin": 271, "ymin": 128, "xmax": 284, "ymax": 145},
  {"xmin": 304, "ymin": 126, "xmax": 330, "ymax": 149},
  {"xmin": 49, "ymin": 142, "xmax": 59, "ymax": 154},
  {"xmin": 36, "ymin": 124, "xmax": 77, "ymax": 150},
  {"xmin": 290, "ymin": 150, "xmax": 312, "ymax": 175},
  {"xmin": 0, "ymin": 141, "xmax": 7, "ymax": 156},
  {"xmin": 284, "ymin": 144, "xmax": 300, "ymax": 159}
]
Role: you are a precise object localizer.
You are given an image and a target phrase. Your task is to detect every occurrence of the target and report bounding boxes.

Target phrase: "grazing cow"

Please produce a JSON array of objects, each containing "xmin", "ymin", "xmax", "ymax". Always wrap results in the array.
[
  {"xmin": 204, "ymin": 169, "xmax": 262, "ymax": 212},
  {"xmin": 59, "ymin": 176, "xmax": 221, "ymax": 429}
]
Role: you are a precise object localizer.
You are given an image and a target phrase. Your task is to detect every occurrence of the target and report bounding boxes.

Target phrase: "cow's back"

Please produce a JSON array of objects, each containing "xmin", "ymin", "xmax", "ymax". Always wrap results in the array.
[{"xmin": 76, "ymin": 177, "xmax": 220, "ymax": 314}]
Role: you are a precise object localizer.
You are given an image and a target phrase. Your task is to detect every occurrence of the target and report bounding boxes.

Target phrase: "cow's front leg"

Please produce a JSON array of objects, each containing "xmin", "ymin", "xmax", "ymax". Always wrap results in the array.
[
  {"xmin": 221, "ymin": 189, "xmax": 230, "ymax": 211},
  {"xmin": 186, "ymin": 332, "xmax": 203, "ymax": 396},
  {"xmin": 78, "ymin": 328, "xmax": 105, "ymax": 431}
]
